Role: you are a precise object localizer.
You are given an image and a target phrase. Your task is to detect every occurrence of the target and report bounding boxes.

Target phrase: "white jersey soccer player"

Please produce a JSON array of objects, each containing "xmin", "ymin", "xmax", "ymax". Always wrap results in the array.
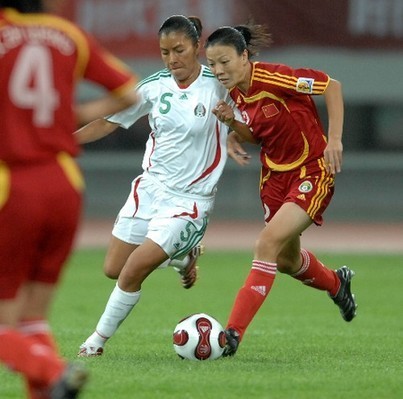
[
  {"xmin": 78, "ymin": 65, "xmax": 245, "ymax": 358},
  {"xmin": 77, "ymin": 14, "xmax": 252, "ymax": 358},
  {"xmin": 108, "ymin": 64, "xmax": 243, "ymax": 260}
]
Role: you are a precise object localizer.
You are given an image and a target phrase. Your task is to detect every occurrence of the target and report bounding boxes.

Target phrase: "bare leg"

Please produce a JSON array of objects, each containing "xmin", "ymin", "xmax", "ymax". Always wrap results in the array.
[{"xmin": 103, "ymin": 236, "xmax": 139, "ymax": 279}]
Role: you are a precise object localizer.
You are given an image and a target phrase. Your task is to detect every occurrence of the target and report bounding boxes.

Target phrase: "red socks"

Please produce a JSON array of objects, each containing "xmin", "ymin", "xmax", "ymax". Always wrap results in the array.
[
  {"xmin": 226, "ymin": 260, "xmax": 277, "ymax": 340},
  {"xmin": 0, "ymin": 320, "xmax": 64, "ymax": 399},
  {"xmin": 18, "ymin": 319, "xmax": 58, "ymax": 352},
  {"xmin": 292, "ymin": 249, "xmax": 339, "ymax": 296},
  {"xmin": 226, "ymin": 251, "xmax": 340, "ymax": 341},
  {"xmin": 20, "ymin": 320, "xmax": 63, "ymax": 399}
]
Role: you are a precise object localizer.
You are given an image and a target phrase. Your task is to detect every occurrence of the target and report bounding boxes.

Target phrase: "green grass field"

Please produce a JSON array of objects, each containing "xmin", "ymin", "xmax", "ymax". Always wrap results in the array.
[{"xmin": 1, "ymin": 249, "xmax": 402, "ymax": 399}]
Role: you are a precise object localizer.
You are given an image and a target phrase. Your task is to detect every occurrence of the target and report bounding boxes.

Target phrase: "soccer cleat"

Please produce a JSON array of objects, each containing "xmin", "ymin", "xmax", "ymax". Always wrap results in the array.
[
  {"xmin": 175, "ymin": 244, "xmax": 204, "ymax": 289},
  {"xmin": 77, "ymin": 343, "xmax": 104, "ymax": 357},
  {"xmin": 51, "ymin": 362, "xmax": 89, "ymax": 399},
  {"xmin": 222, "ymin": 328, "xmax": 240, "ymax": 357},
  {"xmin": 329, "ymin": 265, "xmax": 358, "ymax": 322}
]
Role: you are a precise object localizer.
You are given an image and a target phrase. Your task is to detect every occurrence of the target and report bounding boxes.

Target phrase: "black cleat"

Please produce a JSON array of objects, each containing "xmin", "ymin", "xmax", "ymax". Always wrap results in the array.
[
  {"xmin": 51, "ymin": 362, "xmax": 89, "ymax": 399},
  {"xmin": 329, "ymin": 266, "xmax": 357, "ymax": 322},
  {"xmin": 222, "ymin": 328, "xmax": 240, "ymax": 357}
]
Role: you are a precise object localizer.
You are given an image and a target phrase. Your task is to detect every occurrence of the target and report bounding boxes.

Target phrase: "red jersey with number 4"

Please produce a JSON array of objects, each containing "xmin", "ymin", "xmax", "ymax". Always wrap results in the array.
[
  {"xmin": 0, "ymin": 8, "xmax": 136, "ymax": 165},
  {"xmin": 230, "ymin": 61, "xmax": 330, "ymax": 172}
]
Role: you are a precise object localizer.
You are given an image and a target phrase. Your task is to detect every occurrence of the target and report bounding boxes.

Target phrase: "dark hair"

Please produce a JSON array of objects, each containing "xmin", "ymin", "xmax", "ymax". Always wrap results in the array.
[
  {"xmin": 158, "ymin": 15, "xmax": 202, "ymax": 45},
  {"xmin": 205, "ymin": 21, "xmax": 272, "ymax": 59},
  {"xmin": 0, "ymin": 0, "xmax": 43, "ymax": 12}
]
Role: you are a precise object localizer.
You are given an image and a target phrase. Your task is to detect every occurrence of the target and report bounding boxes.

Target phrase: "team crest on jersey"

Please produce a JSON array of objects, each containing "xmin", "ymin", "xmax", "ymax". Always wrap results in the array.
[
  {"xmin": 296, "ymin": 78, "xmax": 314, "ymax": 94},
  {"xmin": 298, "ymin": 181, "xmax": 313, "ymax": 193},
  {"xmin": 194, "ymin": 103, "xmax": 206, "ymax": 117}
]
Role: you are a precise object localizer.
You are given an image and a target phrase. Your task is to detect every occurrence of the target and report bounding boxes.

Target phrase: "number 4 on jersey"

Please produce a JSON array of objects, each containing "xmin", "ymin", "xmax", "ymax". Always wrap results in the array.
[{"xmin": 9, "ymin": 43, "xmax": 59, "ymax": 127}]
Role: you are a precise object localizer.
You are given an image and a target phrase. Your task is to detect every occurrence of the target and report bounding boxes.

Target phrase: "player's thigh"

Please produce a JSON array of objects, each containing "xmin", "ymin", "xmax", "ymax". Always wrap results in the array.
[
  {"xmin": 104, "ymin": 235, "xmax": 139, "ymax": 278},
  {"xmin": 268, "ymin": 202, "xmax": 312, "ymax": 239},
  {"xmin": 256, "ymin": 202, "xmax": 312, "ymax": 259},
  {"xmin": 118, "ymin": 238, "xmax": 169, "ymax": 291}
]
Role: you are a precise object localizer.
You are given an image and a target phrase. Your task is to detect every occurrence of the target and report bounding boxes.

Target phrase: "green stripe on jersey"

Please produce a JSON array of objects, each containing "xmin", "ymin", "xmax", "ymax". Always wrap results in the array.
[{"xmin": 137, "ymin": 69, "xmax": 171, "ymax": 89}]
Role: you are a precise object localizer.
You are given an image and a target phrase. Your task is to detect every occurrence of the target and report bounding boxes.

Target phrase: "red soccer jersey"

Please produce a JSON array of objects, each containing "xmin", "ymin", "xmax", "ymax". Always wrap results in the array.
[
  {"xmin": 230, "ymin": 61, "xmax": 330, "ymax": 172},
  {"xmin": 0, "ymin": 8, "xmax": 136, "ymax": 165}
]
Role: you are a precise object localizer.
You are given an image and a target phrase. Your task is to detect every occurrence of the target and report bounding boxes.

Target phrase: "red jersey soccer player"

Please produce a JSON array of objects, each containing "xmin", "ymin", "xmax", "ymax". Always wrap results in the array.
[
  {"xmin": 0, "ymin": 1, "xmax": 138, "ymax": 398},
  {"xmin": 205, "ymin": 22, "xmax": 357, "ymax": 356}
]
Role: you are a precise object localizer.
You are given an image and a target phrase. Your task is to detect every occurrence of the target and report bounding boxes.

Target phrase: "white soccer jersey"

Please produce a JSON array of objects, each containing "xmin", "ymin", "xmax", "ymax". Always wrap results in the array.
[{"xmin": 107, "ymin": 65, "xmax": 241, "ymax": 197}]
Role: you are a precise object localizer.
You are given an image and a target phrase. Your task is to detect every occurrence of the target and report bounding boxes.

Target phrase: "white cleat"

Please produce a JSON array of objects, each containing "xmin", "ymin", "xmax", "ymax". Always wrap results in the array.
[{"xmin": 77, "ymin": 343, "xmax": 104, "ymax": 357}]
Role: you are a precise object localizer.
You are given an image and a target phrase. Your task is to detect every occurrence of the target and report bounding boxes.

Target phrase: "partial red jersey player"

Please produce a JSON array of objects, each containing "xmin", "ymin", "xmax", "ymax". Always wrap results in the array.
[
  {"xmin": 205, "ymin": 22, "xmax": 357, "ymax": 357},
  {"xmin": 0, "ymin": 1, "xmax": 138, "ymax": 398},
  {"xmin": 229, "ymin": 61, "xmax": 334, "ymax": 224}
]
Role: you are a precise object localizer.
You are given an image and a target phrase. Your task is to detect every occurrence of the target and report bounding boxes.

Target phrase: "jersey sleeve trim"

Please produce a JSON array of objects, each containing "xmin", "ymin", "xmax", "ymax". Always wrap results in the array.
[{"xmin": 253, "ymin": 63, "xmax": 330, "ymax": 95}]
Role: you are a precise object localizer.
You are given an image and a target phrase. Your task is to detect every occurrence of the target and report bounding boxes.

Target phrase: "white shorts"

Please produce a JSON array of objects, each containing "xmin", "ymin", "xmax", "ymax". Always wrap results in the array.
[{"xmin": 112, "ymin": 173, "xmax": 215, "ymax": 259}]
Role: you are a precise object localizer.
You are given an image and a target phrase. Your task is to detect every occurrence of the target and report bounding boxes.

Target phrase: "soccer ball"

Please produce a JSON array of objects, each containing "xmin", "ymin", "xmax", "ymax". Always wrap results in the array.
[{"xmin": 173, "ymin": 313, "xmax": 226, "ymax": 360}]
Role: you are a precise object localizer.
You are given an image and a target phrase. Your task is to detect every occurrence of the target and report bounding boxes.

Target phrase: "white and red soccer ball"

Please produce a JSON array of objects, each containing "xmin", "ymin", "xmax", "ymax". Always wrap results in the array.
[{"xmin": 173, "ymin": 313, "xmax": 226, "ymax": 360}]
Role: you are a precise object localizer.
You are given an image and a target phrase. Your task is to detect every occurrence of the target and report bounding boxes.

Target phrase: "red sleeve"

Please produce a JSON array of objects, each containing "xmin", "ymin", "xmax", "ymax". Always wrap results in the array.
[{"xmin": 78, "ymin": 32, "xmax": 137, "ymax": 95}]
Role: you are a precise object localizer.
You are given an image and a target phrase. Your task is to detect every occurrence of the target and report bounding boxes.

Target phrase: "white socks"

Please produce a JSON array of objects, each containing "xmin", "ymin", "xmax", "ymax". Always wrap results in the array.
[
  {"xmin": 86, "ymin": 283, "xmax": 141, "ymax": 347},
  {"xmin": 84, "ymin": 258, "xmax": 190, "ymax": 348}
]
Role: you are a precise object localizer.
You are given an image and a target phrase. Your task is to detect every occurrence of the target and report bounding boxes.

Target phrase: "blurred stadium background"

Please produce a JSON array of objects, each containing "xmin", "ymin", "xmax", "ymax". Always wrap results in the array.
[{"xmin": 59, "ymin": 0, "xmax": 402, "ymax": 247}]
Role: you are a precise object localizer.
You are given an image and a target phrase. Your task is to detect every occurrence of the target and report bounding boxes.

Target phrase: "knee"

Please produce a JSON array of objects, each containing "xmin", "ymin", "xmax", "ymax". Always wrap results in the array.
[
  {"xmin": 254, "ymin": 231, "xmax": 282, "ymax": 260},
  {"xmin": 103, "ymin": 260, "xmax": 120, "ymax": 280}
]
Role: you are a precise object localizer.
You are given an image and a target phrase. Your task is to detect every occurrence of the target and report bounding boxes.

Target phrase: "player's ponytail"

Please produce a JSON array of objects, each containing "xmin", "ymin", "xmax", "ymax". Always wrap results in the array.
[
  {"xmin": 234, "ymin": 21, "xmax": 272, "ymax": 58},
  {"xmin": 205, "ymin": 20, "xmax": 272, "ymax": 59}
]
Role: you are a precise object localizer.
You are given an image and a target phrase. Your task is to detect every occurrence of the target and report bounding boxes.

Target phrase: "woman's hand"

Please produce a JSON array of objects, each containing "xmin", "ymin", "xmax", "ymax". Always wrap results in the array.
[
  {"xmin": 212, "ymin": 100, "xmax": 236, "ymax": 126},
  {"xmin": 227, "ymin": 132, "xmax": 251, "ymax": 166},
  {"xmin": 324, "ymin": 138, "xmax": 343, "ymax": 174}
]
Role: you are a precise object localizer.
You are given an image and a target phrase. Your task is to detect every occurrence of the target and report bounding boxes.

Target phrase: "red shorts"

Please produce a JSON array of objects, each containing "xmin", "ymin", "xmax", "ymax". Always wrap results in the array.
[
  {"xmin": 260, "ymin": 158, "xmax": 335, "ymax": 225},
  {"xmin": 0, "ymin": 154, "xmax": 83, "ymax": 299}
]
